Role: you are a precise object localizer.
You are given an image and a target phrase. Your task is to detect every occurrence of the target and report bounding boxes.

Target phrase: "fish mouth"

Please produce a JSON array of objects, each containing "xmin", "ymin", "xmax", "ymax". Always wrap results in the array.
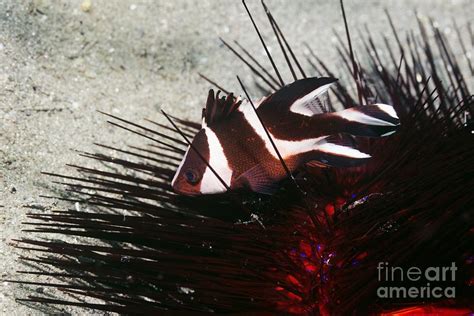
[{"xmin": 172, "ymin": 183, "xmax": 201, "ymax": 196}]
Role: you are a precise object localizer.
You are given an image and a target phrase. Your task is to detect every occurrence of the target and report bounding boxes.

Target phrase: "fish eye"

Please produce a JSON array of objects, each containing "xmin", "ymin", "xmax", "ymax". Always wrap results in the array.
[{"xmin": 184, "ymin": 169, "xmax": 200, "ymax": 184}]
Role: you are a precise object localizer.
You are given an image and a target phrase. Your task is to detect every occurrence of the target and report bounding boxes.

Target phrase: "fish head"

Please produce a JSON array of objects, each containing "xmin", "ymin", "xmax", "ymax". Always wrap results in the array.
[
  {"xmin": 171, "ymin": 128, "xmax": 230, "ymax": 196},
  {"xmin": 171, "ymin": 130, "xmax": 209, "ymax": 196},
  {"xmin": 172, "ymin": 89, "xmax": 242, "ymax": 196}
]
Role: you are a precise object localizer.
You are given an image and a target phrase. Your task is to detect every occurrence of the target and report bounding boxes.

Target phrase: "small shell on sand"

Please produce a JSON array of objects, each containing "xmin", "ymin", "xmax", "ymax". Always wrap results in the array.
[{"xmin": 81, "ymin": 0, "xmax": 92, "ymax": 12}]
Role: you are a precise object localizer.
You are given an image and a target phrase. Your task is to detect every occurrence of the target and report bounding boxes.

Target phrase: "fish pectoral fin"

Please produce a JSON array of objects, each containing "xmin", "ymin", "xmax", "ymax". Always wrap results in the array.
[
  {"xmin": 235, "ymin": 164, "xmax": 279, "ymax": 195},
  {"xmin": 307, "ymin": 134, "xmax": 371, "ymax": 167}
]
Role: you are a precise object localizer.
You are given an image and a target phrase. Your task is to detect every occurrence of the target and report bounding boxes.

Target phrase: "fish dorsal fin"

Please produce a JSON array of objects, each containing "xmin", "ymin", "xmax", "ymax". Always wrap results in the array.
[
  {"xmin": 259, "ymin": 77, "xmax": 337, "ymax": 116},
  {"xmin": 202, "ymin": 89, "xmax": 242, "ymax": 127}
]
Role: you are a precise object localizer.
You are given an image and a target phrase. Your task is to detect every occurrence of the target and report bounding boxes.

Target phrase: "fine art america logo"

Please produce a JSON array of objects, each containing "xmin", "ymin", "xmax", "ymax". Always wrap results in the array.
[{"xmin": 377, "ymin": 262, "xmax": 457, "ymax": 299}]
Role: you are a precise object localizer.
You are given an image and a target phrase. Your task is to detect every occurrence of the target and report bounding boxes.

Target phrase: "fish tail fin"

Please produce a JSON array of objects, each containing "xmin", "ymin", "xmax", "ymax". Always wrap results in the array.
[{"xmin": 334, "ymin": 103, "xmax": 400, "ymax": 137}]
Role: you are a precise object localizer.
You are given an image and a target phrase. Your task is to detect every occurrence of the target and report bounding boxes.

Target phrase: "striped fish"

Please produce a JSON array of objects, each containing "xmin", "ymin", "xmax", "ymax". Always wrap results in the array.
[{"xmin": 172, "ymin": 77, "xmax": 399, "ymax": 195}]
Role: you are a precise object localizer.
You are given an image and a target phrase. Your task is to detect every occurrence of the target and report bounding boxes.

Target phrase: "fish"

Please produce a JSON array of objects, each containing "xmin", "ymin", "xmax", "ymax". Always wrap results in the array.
[{"xmin": 171, "ymin": 77, "xmax": 400, "ymax": 195}]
